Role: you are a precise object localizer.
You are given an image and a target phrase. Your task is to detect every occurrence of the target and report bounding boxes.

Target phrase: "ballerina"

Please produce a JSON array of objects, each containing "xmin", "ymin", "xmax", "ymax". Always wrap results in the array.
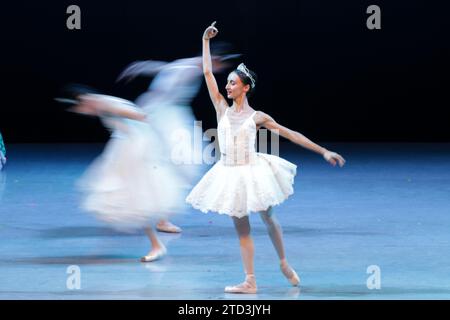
[
  {"xmin": 186, "ymin": 22, "xmax": 346, "ymax": 294},
  {"xmin": 61, "ymin": 86, "xmax": 184, "ymax": 262}
]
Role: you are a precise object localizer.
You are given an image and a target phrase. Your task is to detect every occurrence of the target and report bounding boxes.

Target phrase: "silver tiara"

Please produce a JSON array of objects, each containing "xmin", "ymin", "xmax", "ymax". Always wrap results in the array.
[{"xmin": 237, "ymin": 63, "xmax": 255, "ymax": 88}]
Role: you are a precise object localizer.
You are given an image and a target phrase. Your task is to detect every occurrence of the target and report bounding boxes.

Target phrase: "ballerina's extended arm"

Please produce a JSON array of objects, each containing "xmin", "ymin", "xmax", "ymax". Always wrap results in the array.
[
  {"xmin": 76, "ymin": 95, "xmax": 147, "ymax": 121},
  {"xmin": 257, "ymin": 112, "xmax": 346, "ymax": 167}
]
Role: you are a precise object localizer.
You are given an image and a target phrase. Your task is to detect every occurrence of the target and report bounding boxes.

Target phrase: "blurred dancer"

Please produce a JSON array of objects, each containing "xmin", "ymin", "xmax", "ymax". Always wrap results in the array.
[
  {"xmin": 186, "ymin": 22, "xmax": 346, "ymax": 293},
  {"xmin": 61, "ymin": 54, "xmax": 231, "ymax": 260},
  {"xmin": 119, "ymin": 53, "xmax": 233, "ymax": 233},
  {"xmin": 0, "ymin": 131, "xmax": 5, "ymax": 170}
]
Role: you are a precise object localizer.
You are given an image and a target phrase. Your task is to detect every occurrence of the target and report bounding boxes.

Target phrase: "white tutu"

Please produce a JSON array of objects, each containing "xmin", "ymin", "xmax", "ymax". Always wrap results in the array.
[
  {"xmin": 78, "ymin": 96, "xmax": 184, "ymax": 231},
  {"xmin": 186, "ymin": 109, "xmax": 297, "ymax": 218},
  {"xmin": 186, "ymin": 153, "xmax": 296, "ymax": 218}
]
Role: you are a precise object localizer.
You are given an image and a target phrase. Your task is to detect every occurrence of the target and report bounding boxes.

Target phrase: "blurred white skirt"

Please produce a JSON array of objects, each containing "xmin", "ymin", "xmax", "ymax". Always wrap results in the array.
[{"xmin": 78, "ymin": 109, "xmax": 184, "ymax": 231}]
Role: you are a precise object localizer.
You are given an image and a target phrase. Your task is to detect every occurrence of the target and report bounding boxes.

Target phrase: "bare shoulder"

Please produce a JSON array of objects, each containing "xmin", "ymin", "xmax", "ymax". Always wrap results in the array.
[{"xmin": 254, "ymin": 110, "xmax": 275, "ymax": 126}]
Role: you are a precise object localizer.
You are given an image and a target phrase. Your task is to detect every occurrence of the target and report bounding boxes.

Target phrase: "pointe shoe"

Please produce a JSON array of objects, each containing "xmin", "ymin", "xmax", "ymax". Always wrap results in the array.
[
  {"xmin": 140, "ymin": 247, "xmax": 167, "ymax": 262},
  {"xmin": 281, "ymin": 264, "xmax": 300, "ymax": 286},
  {"xmin": 156, "ymin": 221, "xmax": 182, "ymax": 233},
  {"xmin": 224, "ymin": 277, "xmax": 257, "ymax": 294}
]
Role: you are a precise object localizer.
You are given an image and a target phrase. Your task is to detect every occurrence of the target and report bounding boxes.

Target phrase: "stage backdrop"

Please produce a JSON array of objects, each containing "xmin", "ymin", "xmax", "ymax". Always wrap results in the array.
[{"xmin": 0, "ymin": 0, "xmax": 449, "ymax": 142}]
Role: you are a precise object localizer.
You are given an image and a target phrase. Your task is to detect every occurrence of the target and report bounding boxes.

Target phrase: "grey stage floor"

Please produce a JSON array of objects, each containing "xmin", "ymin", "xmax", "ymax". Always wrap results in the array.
[{"xmin": 0, "ymin": 143, "xmax": 449, "ymax": 299}]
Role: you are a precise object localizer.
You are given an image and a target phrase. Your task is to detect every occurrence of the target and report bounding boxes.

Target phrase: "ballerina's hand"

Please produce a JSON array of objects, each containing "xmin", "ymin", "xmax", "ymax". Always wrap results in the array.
[
  {"xmin": 323, "ymin": 151, "xmax": 346, "ymax": 167},
  {"xmin": 117, "ymin": 61, "xmax": 146, "ymax": 82},
  {"xmin": 203, "ymin": 21, "xmax": 218, "ymax": 40},
  {"xmin": 69, "ymin": 94, "xmax": 100, "ymax": 115}
]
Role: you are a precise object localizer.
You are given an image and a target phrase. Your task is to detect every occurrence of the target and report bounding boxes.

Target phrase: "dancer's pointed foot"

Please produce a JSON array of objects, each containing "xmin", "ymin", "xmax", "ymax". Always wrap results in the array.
[
  {"xmin": 140, "ymin": 246, "xmax": 167, "ymax": 262},
  {"xmin": 280, "ymin": 263, "xmax": 300, "ymax": 286},
  {"xmin": 224, "ymin": 275, "xmax": 257, "ymax": 294},
  {"xmin": 156, "ymin": 220, "xmax": 182, "ymax": 233}
]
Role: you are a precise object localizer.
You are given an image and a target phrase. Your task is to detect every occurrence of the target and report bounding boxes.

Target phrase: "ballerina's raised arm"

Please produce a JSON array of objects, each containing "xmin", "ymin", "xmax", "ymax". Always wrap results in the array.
[{"xmin": 202, "ymin": 22, "xmax": 229, "ymax": 119}]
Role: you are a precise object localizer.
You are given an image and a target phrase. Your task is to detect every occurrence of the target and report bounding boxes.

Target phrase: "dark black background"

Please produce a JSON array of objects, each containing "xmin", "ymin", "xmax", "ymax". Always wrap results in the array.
[{"xmin": 1, "ymin": 0, "xmax": 449, "ymax": 142}]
